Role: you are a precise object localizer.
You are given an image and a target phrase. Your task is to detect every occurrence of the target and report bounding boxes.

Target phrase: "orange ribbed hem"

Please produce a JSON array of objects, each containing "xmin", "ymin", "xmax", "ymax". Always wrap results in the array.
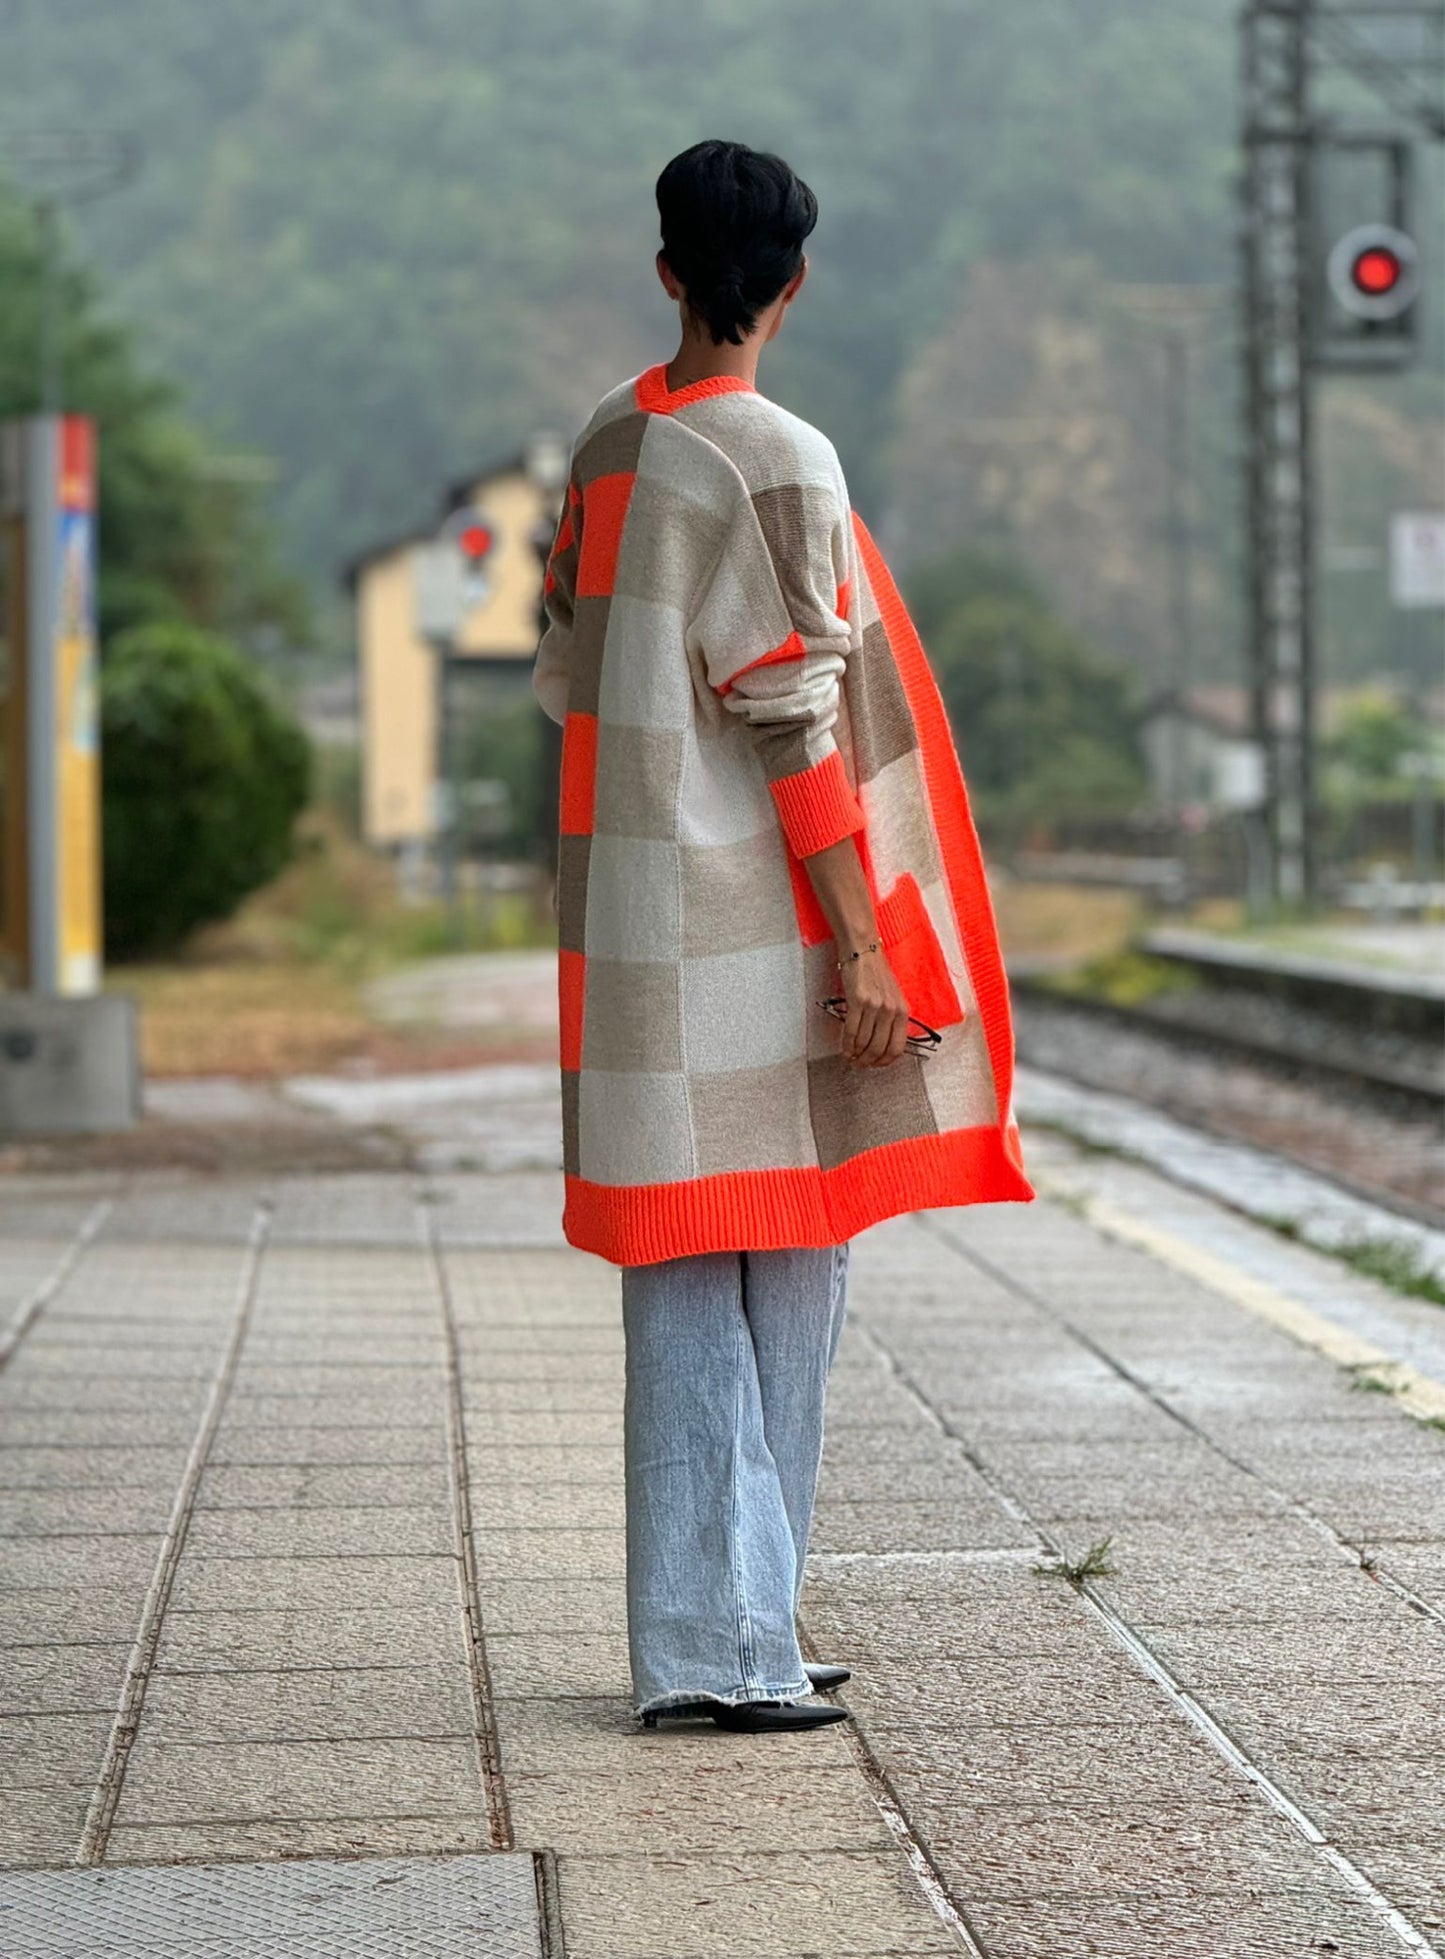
[
  {"xmin": 769, "ymin": 748, "xmax": 865, "ymax": 858},
  {"xmin": 562, "ymin": 1122, "xmax": 1036, "ymax": 1267}
]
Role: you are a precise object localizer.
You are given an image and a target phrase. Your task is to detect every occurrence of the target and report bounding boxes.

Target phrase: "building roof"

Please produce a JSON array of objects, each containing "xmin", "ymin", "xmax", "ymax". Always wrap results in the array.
[{"xmin": 340, "ymin": 448, "xmax": 527, "ymax": 592}]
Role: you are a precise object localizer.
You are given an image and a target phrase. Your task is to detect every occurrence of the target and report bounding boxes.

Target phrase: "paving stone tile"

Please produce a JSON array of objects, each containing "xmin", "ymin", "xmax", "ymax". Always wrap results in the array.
[
  {"xmin": 468, "ymin": 1482, "xmax": 623, "ymax": 1530},
  {"xmin": 483, "ymin": 1633, "xmax": 631, "ymax": 1700},
  {"xmin": 481, "ymin": 1579, "xmax": 627, "ymax": 1636},
  {"xmin": 102, "ymin": 1811, "xmax": 494, "ymax": 1864},
  {"xmin": 844, "ymin": 1653, "xmax": 1177, "ymax": 1732},
  {"xmin": 459, "ymin": 1377, "xmax": 620, "ymax": 1414},
  {"xmin": 871, "ymin": 1715, "xmax": 1255, "ymax": 1815},
  {"xmin": 458, "ymin": 1408, "xmax": 622, "ymax": 1446},
  {"xmin": 0, "ymin": 1534, "xmax": 162, "ymax": 1590},
  {"xmin": 464, "ymin": 1446, "xmax": 623, "ymax": 1485},
  {"xmin": 1, "ymin": 1641, "xmax": 129, "ymax": 1715},
  {"xmin": 0, "ymin": 1379, "xmax": 209, "ymax": 1422},
  {"xmin": 0, "ymin": 1784, "xmax": 91, "ymax": 1865},
  {"xmin": 801, "ymin": 1560, "xmax": 1103, "ymax": 1661},
  {"xmin": 0, "ymin": 1446, "xmax": 187, "ymax": 1491},
  {"xmin": 154, "ymin": 1604, "xmax": 466, "ymax": 1674},
  {"xmin": 168, "ymin": 1554, "xmax": 460, "ymax": 1615},
  {"xmin": 183, "ymin": 1504, "xmax": 453, "ymax": 1560},
  {"xmin": 112, "ymin": 1734, "xmax": 483, "ymax": 1825},
  {"xmin": 508, "ymin": 1762, "xmax": 890, "ymax": 1857},
  {"xmin": 0, "ymin": 1486, "xmax": 178, "ymax": 1537},
  {"xmin": 960, "ymin": 1883, "xmax": 1408, "ymax": 1957},
  {"xmin": 810, "ymin": 1498, "xmax": 1033, "ymax": 1555},
  {"xmin": 1200, "ymin": 1679, "xmax": 1445, "ymax": 1760},
  {"xmin": 0, "ymin": 1712, "xmax": 114, "ymax": 1789},
  {"xmin": 472, "ymin": 1528, "xmax": 626, "ymax": 1582},
  {"xmin": 207, "ymin": 1423, "xmax": 448, "ymax": 1465},
  {"xmin": 0, "ymin": 1588, "xmax": 149, "ymax": 1646},
  {"xmin": 552, "ymin": 1848, "xmax": 962, "ymax": 1958},
  {"xmin": 1151, "ymin": 1616, "xmax": 1445, "ymax": 1688},
  {"xmin": 140, "ymin": 1662, "xmax": 476, "ymax": 1743},
  {"xmin": 917, "ymin": 1793, "xmax": 1319, "ymax": 1901},
  {"xmin": 193, "ymin": 1462, "xmax": 454, "ymax": 1511},
  {"xmin": 220, "ymin": 1389, "xmax": 444, "ymax": 1428},
  {"xmin": 0, "ymin": 1412, "xmax": 199, "ymax": 1448}
]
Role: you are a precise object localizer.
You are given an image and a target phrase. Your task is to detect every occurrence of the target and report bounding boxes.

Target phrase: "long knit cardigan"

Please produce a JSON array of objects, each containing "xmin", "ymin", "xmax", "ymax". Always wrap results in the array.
[{"xmin": 533, "ymin": 361, "xmax": 1035, "ymax": 1266}]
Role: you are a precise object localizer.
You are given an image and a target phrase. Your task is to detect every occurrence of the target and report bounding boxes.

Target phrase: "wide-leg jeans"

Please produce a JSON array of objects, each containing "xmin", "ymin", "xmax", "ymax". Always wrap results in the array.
[{"xmin": 619, "ymin": 1241, "xmax": 851, "ymax": 1716}]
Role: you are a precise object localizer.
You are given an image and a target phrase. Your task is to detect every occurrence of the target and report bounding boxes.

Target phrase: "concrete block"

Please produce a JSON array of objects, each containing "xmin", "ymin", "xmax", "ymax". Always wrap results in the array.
[{"xmin": 0, "ymin": 994, "xmax": 139, "ymax": 1134}]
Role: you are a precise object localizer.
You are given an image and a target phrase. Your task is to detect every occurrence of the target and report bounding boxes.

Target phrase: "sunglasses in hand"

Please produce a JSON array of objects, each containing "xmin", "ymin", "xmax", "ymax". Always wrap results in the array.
[{"xmin": 816, "ymin": 997, "xmax": 942, "ymax": 1056}]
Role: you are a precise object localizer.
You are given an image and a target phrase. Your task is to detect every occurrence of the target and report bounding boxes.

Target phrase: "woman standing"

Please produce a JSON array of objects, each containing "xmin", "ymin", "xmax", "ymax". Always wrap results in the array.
[{"xmin": 533, "ymin": 139, "xmax": 1032, "ymax": 1735}]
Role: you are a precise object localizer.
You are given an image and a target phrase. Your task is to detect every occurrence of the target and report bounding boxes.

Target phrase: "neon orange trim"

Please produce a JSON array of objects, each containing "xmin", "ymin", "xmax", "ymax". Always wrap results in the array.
[
  {"xmin": 768, "ymin": 747, "xmax": 865, "ymax": 858},
  {"xmin": 714, "ymin": 629, "xmax": 806, "ymax": 697},
  {"xmin": 563, "ymin": 1122, "xmax": 1034, "ymax": 1266},
  {"xmin": 558, "ymin": 711, "xmax": 597, "ymax": 836},
  {"xmin": 576, "ymin": 471, "xmax": 634, "ymax": 598},
  {"xmin": 836, "ymin": 577, "xmax": 851, "ymax": 621},
  {"xmin": 852, "ymin": 515, "xmax": 1017, "ymax": 1125},
  {"xmin": 634, "ymin": 362, "xmax": 759, "ymax": 416}
]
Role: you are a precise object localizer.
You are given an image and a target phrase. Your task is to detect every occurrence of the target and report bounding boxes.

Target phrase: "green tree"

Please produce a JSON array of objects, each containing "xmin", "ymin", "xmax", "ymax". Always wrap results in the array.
[
  {"xmin": 101, "ymin": 623, "xmax": 310, "ymax": 957},
  {"xmin": 907, "ymin": 545, "xmax": 1146, "ymax": 838},
  {"xmin": 0, "ymin": 188, "xmax": 306, "ymax": 649}
]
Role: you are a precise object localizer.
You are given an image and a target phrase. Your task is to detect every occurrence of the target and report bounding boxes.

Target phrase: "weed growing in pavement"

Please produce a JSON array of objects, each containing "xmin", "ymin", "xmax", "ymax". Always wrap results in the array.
[
  {"xmin": 1333, "ymin": 1235, "xmax": 1445, "ymax": 1309},
  {"xmin": 1035, "ymin": 1536, "xmax": 1117, "ymax": 1586},
  {"xmin": 1346, "ymin": 1363, "xmax": 1402, "ymax": 1395}
]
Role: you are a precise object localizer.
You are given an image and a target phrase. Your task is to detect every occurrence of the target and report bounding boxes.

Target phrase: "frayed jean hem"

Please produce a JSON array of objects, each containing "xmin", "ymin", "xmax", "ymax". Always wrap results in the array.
[{"xmin": 634, "ymin": 1673, "xmax": 813, "ymax": 1719}]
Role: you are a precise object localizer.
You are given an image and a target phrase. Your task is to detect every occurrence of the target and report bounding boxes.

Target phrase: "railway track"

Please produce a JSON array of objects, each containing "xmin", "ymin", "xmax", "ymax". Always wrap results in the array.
[{"xmin": 1009, "ymin": 943, "xmax": 1444, "ymax": 1226}]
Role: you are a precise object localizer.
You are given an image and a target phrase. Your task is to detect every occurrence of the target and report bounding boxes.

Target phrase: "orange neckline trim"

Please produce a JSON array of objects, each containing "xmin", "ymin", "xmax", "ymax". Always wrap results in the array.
[{"xmin": 634, "ymin": 362, "xmax": 758, "ymax": 415}]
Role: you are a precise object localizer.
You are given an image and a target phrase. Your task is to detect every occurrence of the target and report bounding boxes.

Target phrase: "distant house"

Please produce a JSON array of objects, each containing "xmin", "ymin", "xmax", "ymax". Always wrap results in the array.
[
  {"xmin": 343, "ymin": 453, "xmax": 555, "ymax": 849},
  {"xmin": 1139, "ymin": 686, "xmax": 1266, "ymax": 812}
]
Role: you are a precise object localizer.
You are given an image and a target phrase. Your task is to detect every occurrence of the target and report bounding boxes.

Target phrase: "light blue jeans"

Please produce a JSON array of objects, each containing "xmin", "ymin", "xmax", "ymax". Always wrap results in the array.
[{"xmin": 620, "ymin": 1241, "xmax": 851, "ymax": 1716}]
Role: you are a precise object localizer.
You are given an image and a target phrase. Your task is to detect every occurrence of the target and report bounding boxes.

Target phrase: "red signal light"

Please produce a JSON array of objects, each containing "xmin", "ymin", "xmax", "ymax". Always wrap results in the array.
[
  {"xmin": 459, "ymin": 522, "xmax": 493, "ymax": 561},
  {"xmin": 1352, "ymin": 247, "xmax": 1402, "ymax": 297}
]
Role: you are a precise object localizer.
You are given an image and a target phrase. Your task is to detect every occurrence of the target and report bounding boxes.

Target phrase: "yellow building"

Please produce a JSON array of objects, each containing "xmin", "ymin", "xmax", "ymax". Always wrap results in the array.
[{"xmin": 346, "ymin": 452, "xmax": 557, "ymax": 849}]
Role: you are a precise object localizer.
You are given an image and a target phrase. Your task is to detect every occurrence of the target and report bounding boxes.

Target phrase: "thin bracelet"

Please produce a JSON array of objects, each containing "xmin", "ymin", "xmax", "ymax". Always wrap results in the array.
[{"xmin": 839, "ymin": 938, "xmax": 881, "ymax": 963}]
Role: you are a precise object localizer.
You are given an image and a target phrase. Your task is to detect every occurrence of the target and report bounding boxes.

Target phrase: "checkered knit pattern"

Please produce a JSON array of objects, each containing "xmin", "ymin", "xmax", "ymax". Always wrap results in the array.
[{"xmin": 533, "ymin": 361, "xmax": 1034, "ymax": 1265}]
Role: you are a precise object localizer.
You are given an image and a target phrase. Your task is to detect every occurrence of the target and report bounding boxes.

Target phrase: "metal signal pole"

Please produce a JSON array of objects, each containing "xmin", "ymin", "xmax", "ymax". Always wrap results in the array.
[
  {"xmin": 1238, "ymin": 0, "xmax": 1444, "ymax": 909},
  {"xmin": 1240, "ymin": 0, "xmax": 1317, "ymax": 907}
]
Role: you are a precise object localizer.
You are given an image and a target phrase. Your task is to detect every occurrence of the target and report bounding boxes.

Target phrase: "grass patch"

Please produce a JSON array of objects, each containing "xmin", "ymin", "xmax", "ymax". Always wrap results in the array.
[
  {"xmin": 109, "ymin": 809, "xmax": 558, "ymax": 1077},
  {"xmin": 1035, "ymin": 947, "xmax": 1201, "ymax": 1009},
  {"xmin": 1036, "ymin": 1536, "xmax": 1117, "ymax": 1585},
  {"xmin": 1334, "ymin": 1235, "xmax": 1445, "ymax": 1309}
]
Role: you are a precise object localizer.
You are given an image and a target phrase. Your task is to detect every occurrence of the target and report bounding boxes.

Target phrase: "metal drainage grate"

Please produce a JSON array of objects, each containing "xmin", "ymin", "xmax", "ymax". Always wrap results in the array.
[{"xmin": 0, "ymin": 1852, "xmax": 546, "ymax": 1959}]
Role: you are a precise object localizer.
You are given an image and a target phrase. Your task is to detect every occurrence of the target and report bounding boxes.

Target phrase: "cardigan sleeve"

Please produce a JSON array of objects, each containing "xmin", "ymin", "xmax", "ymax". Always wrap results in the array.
[
  {"xmin": 531, "ymin": 478, "xmax": 582, "ymax": 728},
  {"xmin": 686, "ymin": 468, "xmax": 864, "ymax": 859}
]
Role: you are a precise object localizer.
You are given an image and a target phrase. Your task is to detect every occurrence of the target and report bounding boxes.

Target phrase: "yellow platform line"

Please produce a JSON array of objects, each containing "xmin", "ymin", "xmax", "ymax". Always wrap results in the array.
[{"xmin": 1060, "ymin": 1185, "xmax": 1445, "ymax": 1426}]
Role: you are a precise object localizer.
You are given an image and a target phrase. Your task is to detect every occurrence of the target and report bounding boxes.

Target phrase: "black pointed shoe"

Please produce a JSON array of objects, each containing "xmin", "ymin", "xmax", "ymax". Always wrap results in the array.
[
  {"xmin": 804, "ymin": 1662, "xmax": 851, "ymax": 1691},
  {"xmin": 707, "ymin": 1698, "xmax": 849, "ymax": 1732}
]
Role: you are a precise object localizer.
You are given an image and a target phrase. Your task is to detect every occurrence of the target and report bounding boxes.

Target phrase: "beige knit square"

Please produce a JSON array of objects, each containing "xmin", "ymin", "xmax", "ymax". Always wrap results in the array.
[
  {"xmin": 592, "ymin": 724, "xmax": 685, "ymax": 840},
  {"xmin": 680, "ymin": 939, "xmax": 806, "ymax": 1076},
  {"xmin": 678, "ymin": 831, "xmax": 798, "ymax": 959},
  {"xmin": 597, "ymin": 593, "xmax": 694, "ymax": 732},
  {"xmin": 577, "ymin": 1068, "xmax": 696, "ymax": 1186},
  {"xmin": 583, "ymin": 835, "xmax": 681, "ymax": 961},
  {"xmin": 583, "ymin": 957, "xmax": 681, "ymax": 1072},
  {"xmin": 690, "ymin": 1059, "xmax": 819, "ymax": 1176},
  {"xmin": 806, "ymin": 1050, "xmax": 940, "ymax": 1173}
]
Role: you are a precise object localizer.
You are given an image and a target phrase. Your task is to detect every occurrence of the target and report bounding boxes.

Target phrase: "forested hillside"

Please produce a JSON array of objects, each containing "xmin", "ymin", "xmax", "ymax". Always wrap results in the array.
[{"xmin": 1, "ymin": 0, "xmax": 1437, "ymax": 679}]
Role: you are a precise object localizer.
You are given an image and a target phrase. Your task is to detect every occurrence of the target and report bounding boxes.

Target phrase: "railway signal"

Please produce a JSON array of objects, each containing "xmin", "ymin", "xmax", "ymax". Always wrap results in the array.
[{"xmin": 1327, "ymin": 221, "xmax": 1419, "ymax": 321}]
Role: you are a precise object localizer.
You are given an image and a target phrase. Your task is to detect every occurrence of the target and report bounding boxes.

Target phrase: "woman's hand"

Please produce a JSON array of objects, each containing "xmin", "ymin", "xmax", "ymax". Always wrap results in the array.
[{"xmin": 838, "ymin": 946, "xmax": 911, "ymax": 1067}]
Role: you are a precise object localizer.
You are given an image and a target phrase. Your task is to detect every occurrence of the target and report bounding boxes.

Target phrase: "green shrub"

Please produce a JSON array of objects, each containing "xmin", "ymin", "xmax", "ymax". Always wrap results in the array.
[{"xmin": 102, "ymin": 623, "xmax": 310, "ymax": 958}]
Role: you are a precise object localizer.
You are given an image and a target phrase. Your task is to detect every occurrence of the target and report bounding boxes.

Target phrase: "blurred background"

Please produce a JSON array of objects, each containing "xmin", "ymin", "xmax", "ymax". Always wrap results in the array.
[{"xmin": 0, "ymin": 1, "xmax": 1439, "ymax": 1190}]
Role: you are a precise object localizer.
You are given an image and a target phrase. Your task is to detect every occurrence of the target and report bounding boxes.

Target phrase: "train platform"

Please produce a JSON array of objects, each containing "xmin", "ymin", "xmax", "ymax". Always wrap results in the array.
[{"xmin": 2, "ymin": 1036, "xmax": 1443, "ymax": 1954}]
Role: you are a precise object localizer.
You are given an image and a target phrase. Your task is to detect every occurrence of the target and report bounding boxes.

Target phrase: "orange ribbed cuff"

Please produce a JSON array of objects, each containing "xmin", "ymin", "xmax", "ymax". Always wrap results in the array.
[{"xmin": 768, "ymin": 747, "xmax": 865, "ymax": 858}]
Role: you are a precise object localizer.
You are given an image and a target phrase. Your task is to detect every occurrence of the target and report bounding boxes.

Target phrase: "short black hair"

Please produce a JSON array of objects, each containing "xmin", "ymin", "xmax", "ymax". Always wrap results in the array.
[{"xmin": 655, "ymin": 139, "xmax": 818, "ymax": 347}]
